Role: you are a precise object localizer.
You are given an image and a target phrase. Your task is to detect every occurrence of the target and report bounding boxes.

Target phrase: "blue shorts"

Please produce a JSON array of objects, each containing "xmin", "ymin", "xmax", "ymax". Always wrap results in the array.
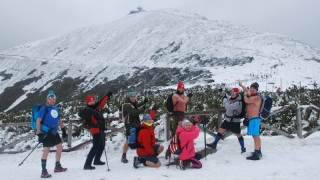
[
  {"xmin": 247, "ymin": 117, "xmax": 260, "ymax": 136},
  {"xmin": 138, "ymin": 144, "xmax": 160, "ymax": 164}
]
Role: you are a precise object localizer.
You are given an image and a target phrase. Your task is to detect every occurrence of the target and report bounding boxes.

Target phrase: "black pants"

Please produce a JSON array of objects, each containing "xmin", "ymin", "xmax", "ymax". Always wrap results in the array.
[{"xmin": 84, "ymin": 132, "xmax": 105, "ymax": 165}]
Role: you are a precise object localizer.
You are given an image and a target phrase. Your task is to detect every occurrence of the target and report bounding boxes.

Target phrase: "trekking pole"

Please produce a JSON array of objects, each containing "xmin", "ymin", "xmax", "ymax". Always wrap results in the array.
[
  {"xmin": 203, "ymin": 119, "xmax": 207, "ymax": 160},
  {"xmin": 18, "ymin": 142, "xmax": 40, "ymax": 167},
  {"xmin": 100, "ymin": 131, "xmax": 110, "ymax": 171},
  {"xmin": 18, "ymin": 126, "xmax": 55, "ymax": 166}
]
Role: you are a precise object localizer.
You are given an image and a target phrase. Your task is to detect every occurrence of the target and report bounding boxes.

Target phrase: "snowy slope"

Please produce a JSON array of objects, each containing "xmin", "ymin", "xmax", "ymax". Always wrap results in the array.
[{"xmin": 0, "ymin": 9, "xmax": 320, "ymax": 111}]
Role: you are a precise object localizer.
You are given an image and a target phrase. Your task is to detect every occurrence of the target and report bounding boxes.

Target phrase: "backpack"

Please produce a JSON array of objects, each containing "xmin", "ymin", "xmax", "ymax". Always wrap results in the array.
[
  {"xmin": 259, "ymin": 95, "xmax": 273, "ymax": 119},
  {"xmin": 233, "ymin": 92, "xmax": 247, "ymax": 119},
  {"xmin": 165, "ymin": 93, "xmax": 178, "ymax": 112},
  {"xmin": 168, "ymin": 133, "xmax": 188, "ymax": 155},
  {"xmin": 78, "ymin": 107, "xmax": 90, "ymax": 129},
  {"xmin": 128, "ymin": 123, "xmax": 147, "ymax": 149},
  {"xmin": 30, "ymin": 103, "xmax": 50, "ymax": 132}
]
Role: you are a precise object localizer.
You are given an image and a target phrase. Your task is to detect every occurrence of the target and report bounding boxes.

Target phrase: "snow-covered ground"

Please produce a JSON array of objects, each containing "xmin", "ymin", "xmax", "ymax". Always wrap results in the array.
[{"xmin": 1, "ymin": 128, "xmax": 319, "ymax": 180}]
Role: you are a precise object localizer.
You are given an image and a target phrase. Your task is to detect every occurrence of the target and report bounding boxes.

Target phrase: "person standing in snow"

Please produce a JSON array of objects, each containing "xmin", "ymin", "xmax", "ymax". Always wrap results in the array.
[
  {"xmin": 206, "ymin": 87, "xmax": 246, "ymax": 154},
  {"xmin": 177, "ymin": 119, "xmax": 202, "ymax": 170},
  {"xmin": 171, "ymin": 81, "xmax": 193, "ymax": 137},
  {"xmin": 239, "ymin": 82, "xmax": 262, "ymax": 160},
  {"xmin": 133, "ymin": 113, "xmax": 164, "ymax": 168},
  {"xmin": 36, "ymin": 90, "xmax": 67, "ymax": 178},
  {"xmin": 120, "ymin": 91, "xmax": 149, "ymax": 163},
  {"xmin": 83, "ymin": 92, "xmax": 113, "ymax": 170}
]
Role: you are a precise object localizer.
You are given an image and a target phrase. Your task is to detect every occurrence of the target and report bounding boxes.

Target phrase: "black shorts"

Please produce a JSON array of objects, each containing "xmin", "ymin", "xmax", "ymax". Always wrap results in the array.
[
  {"xmin": 138, "ymin": 144, "xmax": 160, "ymax": 164},
  {"xmin": 220, "ymin": 120, "xmax": 241, "ymax": 134},
  {"xmin": 43, "ymin": 134, "xmax": 62, "ymax": 147}
]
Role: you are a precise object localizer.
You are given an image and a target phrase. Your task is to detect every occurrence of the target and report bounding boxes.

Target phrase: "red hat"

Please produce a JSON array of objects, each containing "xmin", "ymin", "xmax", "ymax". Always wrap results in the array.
[
  {"xmin": 86, "ymin": 95, "xmax": 95, "ymax": 104},
  {"xmin": 177, "ymin": 82, "xmax": 185, "ymax": 90},
  {"xmin": 231, "ymin": 88, "xmax": 239, "ymax": 95}
]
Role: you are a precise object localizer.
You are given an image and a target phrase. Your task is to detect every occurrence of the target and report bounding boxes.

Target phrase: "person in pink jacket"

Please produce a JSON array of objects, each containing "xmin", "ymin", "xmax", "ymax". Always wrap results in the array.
[{"xmin": 176, "ymin": 119, "xmax": 202, "ymax": 170}]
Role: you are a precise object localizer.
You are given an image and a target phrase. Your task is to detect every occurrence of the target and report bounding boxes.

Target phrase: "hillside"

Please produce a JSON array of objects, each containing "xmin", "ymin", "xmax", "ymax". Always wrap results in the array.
[{"xmin": 0, "ymin": 9, "xmax": 320, "ymax": 112}]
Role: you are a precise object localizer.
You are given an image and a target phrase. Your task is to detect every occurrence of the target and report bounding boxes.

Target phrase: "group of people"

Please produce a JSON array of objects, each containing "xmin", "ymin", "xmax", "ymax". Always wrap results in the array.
[{"xmin": 35, "ymin": 80, "xmax": 264, "ymax": 178}]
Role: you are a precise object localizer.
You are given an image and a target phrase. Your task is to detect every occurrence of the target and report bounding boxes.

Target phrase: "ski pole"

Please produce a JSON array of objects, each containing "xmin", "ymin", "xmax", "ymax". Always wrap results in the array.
[
  {"xmin": 100, "ymin": 131, "xmax": 110, "ymax": 171},
  {"xmin": 203, "ymin": 119, "xmax": 207, "ymax": 160},
  {"xmin": 18, "ymin": 142, "xmax": 40, "ymax": 166},
  {"xmin": 18, "ymin": 126, "xmax": 55, "ymax": 166}
]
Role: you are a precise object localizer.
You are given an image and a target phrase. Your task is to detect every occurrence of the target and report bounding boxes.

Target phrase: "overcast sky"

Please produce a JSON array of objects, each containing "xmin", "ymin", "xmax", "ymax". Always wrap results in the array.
[{"xmin": 1, "ymin": 0, "xmax": 319, "ymax": 52}]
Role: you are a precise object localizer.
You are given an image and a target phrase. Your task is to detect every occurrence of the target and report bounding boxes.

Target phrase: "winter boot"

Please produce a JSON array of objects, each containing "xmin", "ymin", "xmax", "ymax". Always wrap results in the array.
[
  {"xmin": 246, "ymin": 152, "xmax": 260, "ymax": 160},
  {"xmin": 121, "ymin": 154, "xmax": 129, "ymax": 163},
  {"xmin": 165, "ymin": 149, "xmax": 171, "ymax": 160},
  {"xmin": 41, "ymin": 169, "xmax": 52, "ymax": 178},
  {"xmin": 93, "ymin": 161, "xmax": 105, "ymax": 165},
  {"xmin": 133, "ymin": 156, "xmax": 141, "ymax": 169},
  {"xmin": 54, "ymin": 162, "xmax": 67, "ymax": 172},
  {"xmin": 206, "ymin": 142, "xmax": 217, "ymax": 149},
  {"xmin": 241, "ymin": 147, "xmax": 246, "ymax": 154},
  {"xmin": 83, "ymin": 164, "xmax": 95, "ymax": 170},
  {"xmin": 179, "ymin": 160, "xmax": 186, "ymax": 170}
]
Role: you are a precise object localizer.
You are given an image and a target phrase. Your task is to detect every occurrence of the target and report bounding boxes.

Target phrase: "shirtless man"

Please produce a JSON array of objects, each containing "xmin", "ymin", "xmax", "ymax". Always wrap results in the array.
[{"xmin": 239, "ymin": 82, "xmax": 262, "ymax": 160}]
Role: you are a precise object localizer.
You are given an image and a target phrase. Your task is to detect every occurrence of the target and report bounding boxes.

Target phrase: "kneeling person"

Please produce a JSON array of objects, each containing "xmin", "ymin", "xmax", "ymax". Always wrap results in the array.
[{"xmin": 134, "ymin": 114, "xmax": 164, "ymax": 168}]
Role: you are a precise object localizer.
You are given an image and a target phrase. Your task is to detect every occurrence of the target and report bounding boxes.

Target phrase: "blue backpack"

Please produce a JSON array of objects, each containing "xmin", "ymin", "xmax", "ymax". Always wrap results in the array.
[
  {"xmin": 30, "ymin": 103, "xmax": 50, "ymax": 132},
  {"xmin": 259, "ymin": 95, "xmax": 273, "ymax": 119},
  {"xmin": 128, "ymin": 123, "xmax": 147, "ymax": 149}
]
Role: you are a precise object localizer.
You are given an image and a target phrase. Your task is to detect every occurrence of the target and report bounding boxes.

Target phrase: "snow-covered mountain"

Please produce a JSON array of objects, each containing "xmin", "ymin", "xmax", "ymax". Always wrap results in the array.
[{"xmin": 0, "ymin": 9, "xmax": 320, "ymax": 112}]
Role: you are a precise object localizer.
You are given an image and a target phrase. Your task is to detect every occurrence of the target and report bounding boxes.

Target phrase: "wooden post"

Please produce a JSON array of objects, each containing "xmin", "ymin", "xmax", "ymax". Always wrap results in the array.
[
  {"xmin": 218, "ymin": 111, "xmax": 223, "ymax": 127},
  {"xmin": 296, "ymin": 108, "xmax": 303, "ymax": 139},
  {"xmin": 67, "ymin": 120, "xmax": 72, "ymax": 147},
  {"xmin": 165, "ymin": 114, "xmax": 171, "ymax": 141}
]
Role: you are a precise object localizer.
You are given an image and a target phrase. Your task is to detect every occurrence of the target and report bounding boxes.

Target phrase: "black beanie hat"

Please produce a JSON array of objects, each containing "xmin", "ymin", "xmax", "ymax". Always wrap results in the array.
[{"xmin": 250, "ymin": 82, "xmax": 259, "ymax": 91}]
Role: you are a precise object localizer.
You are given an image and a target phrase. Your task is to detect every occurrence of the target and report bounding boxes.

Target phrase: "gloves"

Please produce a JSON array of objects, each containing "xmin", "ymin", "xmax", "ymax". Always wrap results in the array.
[
  {"xmin": 218, "ymin": 88, "xmax": 223, "ymax": 92},
  {"xmin": 243, "ymin": 118, "xmax": 249, "ymax": 126},
  {"xmin": 106, "ymin": 91, "xmax": 113, "ymax": 98},
  {"xmin": 152, "ymin": 104, "xmax": 158, "ymax": 111},
  {"xmin": 192, "ymin": 116, "xmax": 199, "ymax": 125},
  {"xmin": 61, "ymin": 127, "xmax": 67, "ymax": 138},
  {"xmin": 37, "ymin": 133, "xmax": 44, "ymax": 143},
  {"xmin": 187, "ymin": 93, "xmax": 193, "ymax": 98},
  {"xmin": 144, "ymin": 97, "xmax": 148, "ymax": 103}
]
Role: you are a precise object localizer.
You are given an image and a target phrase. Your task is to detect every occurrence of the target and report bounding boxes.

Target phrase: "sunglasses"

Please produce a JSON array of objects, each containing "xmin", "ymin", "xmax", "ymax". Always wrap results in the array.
[
  {"xmin": 230, "ymin": 92, "xmax": 237, "ymax": 95},
  {"xmin": 47, "ymin": 94, "xmax": 56, "ymax": 100}
]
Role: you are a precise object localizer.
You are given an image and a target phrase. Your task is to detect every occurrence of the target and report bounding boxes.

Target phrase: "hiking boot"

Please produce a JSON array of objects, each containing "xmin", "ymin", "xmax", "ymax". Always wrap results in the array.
[
  {"xmin": 246, "ymin": 152, "xmax": 260, "ymax": 160},
  {"xmin": 121, "ymin": 154, "xmax": 129, "ymax": 163},
  {"xmin": 93, "ymin": 161, "xmax": 105, "ymax": 165},
  {"xmin": 206, "ymin": 142, "xmax": 217, "ymax": 149},
  {"xmin": 165, "ymin": 150, "xmax": 171, "ymax": 160},
  {"xmin": 133, "ymin": 156, "xmax": 141, "ymax": 169},
  {"xmin": 249, "ymin": 151, "xmax": 262, "ymax": 158},
  {"xmin": 54, "ymin": 163, "xmax": 67, "ymax": 172},
  {"xmin": 241, "ymin": 147, "xmax": 246, "ymax": 154},
  {"xmin": 179, "ymin": 160, "xmax": 186, "ymax": 170},
  {"xmin": 83, "ymin": 165, "xmax": 95, "ymax": 170},
  {"xmin": 41, "ymin": 169, "xmax": 52, "ymax": 178}
]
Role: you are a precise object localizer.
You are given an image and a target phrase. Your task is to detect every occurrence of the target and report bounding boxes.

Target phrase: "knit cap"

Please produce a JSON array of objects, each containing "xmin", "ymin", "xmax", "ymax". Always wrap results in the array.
[
  {"xmin": 177, "ymin": 82, "xmax": 185, "ymax": 90},
  {"xmin": 142, "ymin": 114, "xmax": 152, "ymax": 122},
  {"xmin": 128, "ymin": 91, "xmax": 136, "ymax": 98},
  {"xmin": 182, "ymin": 119, "xmax": 191, "ymax": 127},
  {"xmin": 47, "ymin": 90, "xmax": 56, "ymax": 100},
  {"xmin": 250, "ymin": 82, "xmax": 259, "ymax": 91},
  {"xmin": 86, "ymin": 95, "xmax": 95, "ymax": 104}
]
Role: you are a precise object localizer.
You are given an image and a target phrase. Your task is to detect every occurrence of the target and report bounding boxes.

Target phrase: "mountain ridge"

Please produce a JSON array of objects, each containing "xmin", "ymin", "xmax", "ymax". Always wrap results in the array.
[{"xmin": 0, "ymin": 9, "xmax": 319, "ymax": 112}]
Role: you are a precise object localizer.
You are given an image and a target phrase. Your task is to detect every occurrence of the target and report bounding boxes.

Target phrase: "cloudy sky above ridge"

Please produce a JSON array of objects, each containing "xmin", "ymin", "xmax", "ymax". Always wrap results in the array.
[{"xmin": 0, "ymin": 0, "xmax": 319, "ymax": 52}]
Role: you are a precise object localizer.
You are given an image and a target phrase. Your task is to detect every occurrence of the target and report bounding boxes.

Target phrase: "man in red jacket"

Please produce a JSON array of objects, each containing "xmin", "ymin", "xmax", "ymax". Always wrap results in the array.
[
  {"xmin": 83, "ymin": 92, "xmax": 112, "ymax": 170},
  {"xmin": 133, "ymin": 114, "xmax": 164, "ymax": 168}
]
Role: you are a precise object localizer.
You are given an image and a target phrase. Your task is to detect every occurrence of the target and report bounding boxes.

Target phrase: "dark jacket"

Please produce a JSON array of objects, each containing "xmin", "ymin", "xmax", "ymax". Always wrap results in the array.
[
  {"xmin": 122, "ymin": 97, "xmax": 145, "ymax": 131},
  {"xmin": 84, "ymin": 94, "xmax": 110, "ymax": 135}
]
